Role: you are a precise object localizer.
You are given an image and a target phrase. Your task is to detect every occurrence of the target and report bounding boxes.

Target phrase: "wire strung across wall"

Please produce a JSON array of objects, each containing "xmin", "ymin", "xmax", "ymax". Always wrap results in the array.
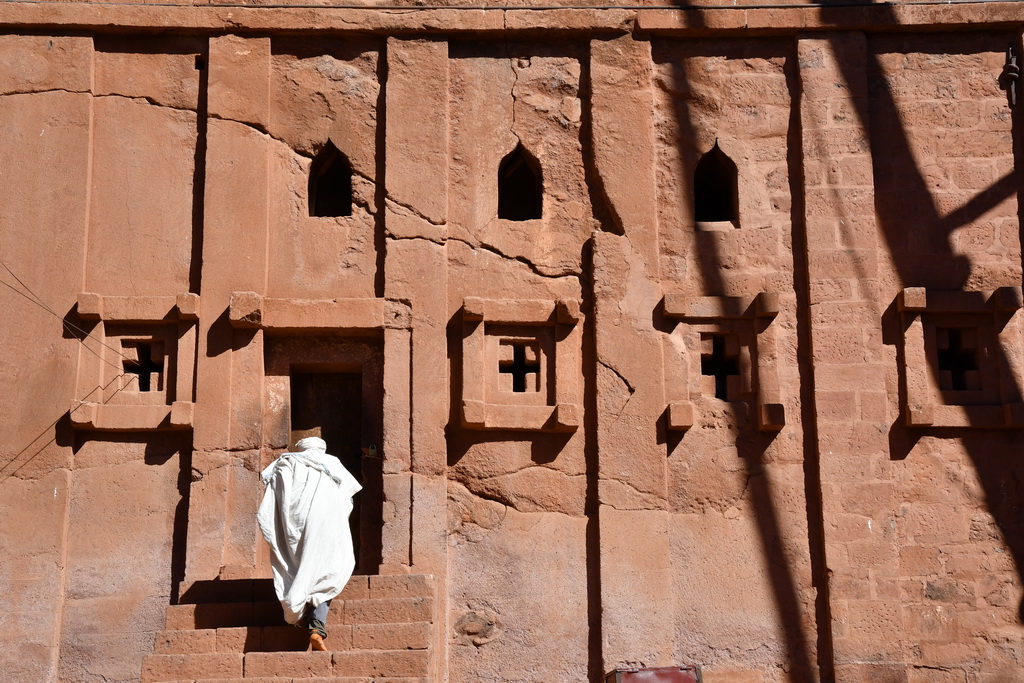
[
  {"xmin": 0, "ymin": 258, "xmax": 142, "ymax": 479},
  {"xmin": 0, "ymin": 258, "xmax": 133, "ymax": 371}
]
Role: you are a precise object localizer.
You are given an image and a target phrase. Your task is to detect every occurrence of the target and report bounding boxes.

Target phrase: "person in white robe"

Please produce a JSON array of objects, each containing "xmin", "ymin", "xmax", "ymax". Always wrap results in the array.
[{"xmin": 257, "ymin": 436, "xmax": 362, "ymax": 651}]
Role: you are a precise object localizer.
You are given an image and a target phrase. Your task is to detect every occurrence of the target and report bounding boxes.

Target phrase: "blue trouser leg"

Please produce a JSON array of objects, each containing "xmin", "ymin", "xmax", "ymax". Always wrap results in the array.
[{"xmin": 308, "ymin": 601, "xmax": 330, "ymax": 637}]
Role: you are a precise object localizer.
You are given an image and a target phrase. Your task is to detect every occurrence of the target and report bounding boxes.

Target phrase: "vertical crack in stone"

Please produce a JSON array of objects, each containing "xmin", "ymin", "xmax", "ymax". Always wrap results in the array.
[{"xmin": 506, "ymin": 40, "xmax": 522, "ymax": 139}]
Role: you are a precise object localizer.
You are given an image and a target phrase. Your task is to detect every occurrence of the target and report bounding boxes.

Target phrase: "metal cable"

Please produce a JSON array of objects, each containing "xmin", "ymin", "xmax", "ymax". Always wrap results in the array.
[{"xmin": 0, "ymin": 260, "xmax": 135, "ymax": 366}]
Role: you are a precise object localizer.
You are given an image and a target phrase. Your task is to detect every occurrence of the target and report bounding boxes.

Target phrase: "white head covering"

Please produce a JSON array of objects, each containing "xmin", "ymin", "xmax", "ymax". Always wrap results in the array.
[{"xmin": 294, "ymin": 436, "xmax": 327, "ymax": 452}]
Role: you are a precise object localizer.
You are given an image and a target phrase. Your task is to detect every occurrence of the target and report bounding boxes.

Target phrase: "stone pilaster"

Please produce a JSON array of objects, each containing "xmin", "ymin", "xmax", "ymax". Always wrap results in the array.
[
  {"xmin": 382, "ymin": 36, "xmax": 450, "ymax": 576},
  {"xmin": 798, "ymin": 32, "xmax": 906, "ymax": 679},
  {"xmin": 382, "ymin": 36, "xmax": 450, "ymax": 683},
  {"xmin": 590, "ymin": 35, "xmax": 673, "ymax": 671},
  {"xmin": 186, "ymin": 35, "xmax": 272, "ymax": 585}
]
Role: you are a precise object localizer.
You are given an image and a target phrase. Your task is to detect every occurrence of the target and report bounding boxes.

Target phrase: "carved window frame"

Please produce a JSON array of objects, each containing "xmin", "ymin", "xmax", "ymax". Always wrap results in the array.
[
  {"xmin": 898, "ymin": 286, "xmax": 1024, "ymax": 428},
  {"xmin": 70, "ymin": 292, "xmax": 199, "ymax": 430},
  {"xmin": 460, "ymin": 297, "xmax": 581, "ymax": 432},
  {"xmin": 662, "ymin": 292, "xmax": 785, "ymax": 432}
]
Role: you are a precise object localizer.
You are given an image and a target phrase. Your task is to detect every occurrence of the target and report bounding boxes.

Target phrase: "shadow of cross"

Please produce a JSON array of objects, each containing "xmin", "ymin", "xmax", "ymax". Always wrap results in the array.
[
  {"xmin": 499, "ymin": 342, "xmax": 540, "ymax": 393},
  {"xmin": 123, "ymin": 342, "xmax": 161, "ymax": 392}
]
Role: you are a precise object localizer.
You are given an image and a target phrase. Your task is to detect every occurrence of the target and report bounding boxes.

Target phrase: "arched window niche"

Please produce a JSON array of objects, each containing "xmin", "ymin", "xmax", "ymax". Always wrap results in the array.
[
  {"xmin": 498, "ymin": 143, "xmax": 543, "ymax": 221},
  {"xmin": 309, "ymin": 140, "xmax": 353, "ymax": 218},
  {"xmin": 693, "ymin": 140, "xmax": 739, "ymax": 230}
]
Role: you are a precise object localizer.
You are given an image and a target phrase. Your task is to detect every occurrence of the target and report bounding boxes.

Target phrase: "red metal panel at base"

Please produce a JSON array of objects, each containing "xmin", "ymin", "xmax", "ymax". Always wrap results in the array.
[{"xmin": 604, "ymin": 666, "xmax": 702, "ymax": 683}]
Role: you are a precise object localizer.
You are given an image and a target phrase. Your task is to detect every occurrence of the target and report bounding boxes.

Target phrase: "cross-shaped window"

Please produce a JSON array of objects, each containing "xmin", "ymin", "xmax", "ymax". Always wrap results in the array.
[
  {"xmin": 701, "ymin": 334, "xmax": 740, "ymax": 401},
  {"xmin": 123, "ymin": 341, "xmax": 162, "ymax": 392},
  {"xmin": 499, "ymin": 342, "xmax": 540, "ymax": 393},
  {"xmin": 937, "ymin": 327, "xmax": 980, "ymax": 391}
]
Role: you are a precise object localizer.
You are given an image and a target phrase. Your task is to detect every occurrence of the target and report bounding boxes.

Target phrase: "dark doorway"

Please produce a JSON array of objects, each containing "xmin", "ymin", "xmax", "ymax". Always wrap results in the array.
[{"xmin": 289, "ymin": 371, "xmax": 381, "ymax": 573}]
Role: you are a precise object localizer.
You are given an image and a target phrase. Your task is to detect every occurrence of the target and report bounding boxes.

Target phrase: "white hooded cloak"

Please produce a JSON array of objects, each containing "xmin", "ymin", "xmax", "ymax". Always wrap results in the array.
[{"xmin": 257, "ymin": 436, "xmax": 363, "ymax": 624}]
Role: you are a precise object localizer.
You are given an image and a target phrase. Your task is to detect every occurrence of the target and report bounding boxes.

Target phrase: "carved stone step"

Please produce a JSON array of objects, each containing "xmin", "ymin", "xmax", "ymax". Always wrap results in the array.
[
  {"xmin": 336, "ymin": 597, "xmax": 433, "ymax": 626},
  {"xmin": 155, "ymin": 622, "xmax": 431, "ymax": 654},
  {"xmin": 179, "ymin": 575, "xmax": 434, "ymax": 605},
  {"xmin": 165, "ymin": 596, "xmax": 434, "ymax": 631},
  {"xmin": 154, "ymin": 678, "xmax": 427, "ymax": 683},
  {"xmin": 143, "ymin": 649, "xmax": 430, "ymax": 681},
  {"xmin": 140, "ymin": 653, "xmax": 243, "ymax": 683},
  {"xmin": 245, "ymin": 650, "xmax": 429, "ymax": 678}
]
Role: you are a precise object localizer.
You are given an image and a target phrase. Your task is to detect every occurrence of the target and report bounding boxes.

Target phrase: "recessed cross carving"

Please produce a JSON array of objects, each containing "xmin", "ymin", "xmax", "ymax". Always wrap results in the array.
[
  {"xmin": 937, "ymin": 327, "xmax": 980, "ymax": 391},
  {"xmin": 499, "ymin": 341, "xmax": 540, "ymax": 393},
  {"xmin": 123, "ymin": 341, "xmax": 162, "ymax": 392},
  {"xmin": 701, "ymin": 334, "xmax": 740, "ymax": 401}
]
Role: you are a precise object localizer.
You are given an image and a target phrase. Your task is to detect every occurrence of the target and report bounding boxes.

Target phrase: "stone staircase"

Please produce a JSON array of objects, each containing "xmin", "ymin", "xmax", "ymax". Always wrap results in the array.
[{"xmin": 140, "ymin": 574, "xmax": 436, "ymax": 683}]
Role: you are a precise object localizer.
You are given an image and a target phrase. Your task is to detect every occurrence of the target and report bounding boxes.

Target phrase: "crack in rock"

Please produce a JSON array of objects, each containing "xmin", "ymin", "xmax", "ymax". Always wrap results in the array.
[
  {"xmin": 449, "ymin": 236, "xmax": 576, "ymax": 280},
  {"xmin": 384, "ymin": 195, "xmax": 445, "ymax": 227},
  {"xmin": 385, "ymin": 231, "xmax": 582, "ymax": 281},
  {"xmin": 0, "ymin": 87, "xmax": 90, "ymax": 98},
  {"xmin": 387, "ymin": 233, "xmax": 446, "ymax": 248},
  {"xmin": 598, "ymin": 358, "xmax": 635, "ymax": 418},
  {"xmin": 508, "ymin": 47, "xmax": 521, "ymax": 138},
  {"xmin": 96, "ymin": 92, "xmax": 196, "ymax": 114},
  {"xmin": 205, "ymin": 112, "xmax": 291, "ymax": 148},
  {"xmin": 601, "ymin": 477, "xmax": 665, "ymax": 510},
  {"xmin": 598, "ymin": 359, "xmax": 635, "ymax": 395},
  {"xmin": 476, "ymin": 468, "xmax": 586, "ymax": 486}
]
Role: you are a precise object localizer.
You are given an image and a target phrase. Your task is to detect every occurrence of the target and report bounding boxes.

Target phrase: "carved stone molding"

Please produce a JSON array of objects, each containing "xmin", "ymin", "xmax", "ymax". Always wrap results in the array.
[
  {"xmin": 77, "ymin": 292, "xmax": 200, "ymax": 321},
  {"xmin": 460, "ymin": 297, "xmax": 582, "ymax": 432},
  {"xmin": 662, "ymin": 292, "xmax": 784, "ymax": 432},
  {"xmin": 228, "ymin": 292, "xmax": 409, "ymax": 332},
  {"xmin": 898, "ymin": 286, "xmax": 1024, "ymax": 428},
  {"xmin": 70, "ymin": 292, "xmax": 199, "ymax": 431}
]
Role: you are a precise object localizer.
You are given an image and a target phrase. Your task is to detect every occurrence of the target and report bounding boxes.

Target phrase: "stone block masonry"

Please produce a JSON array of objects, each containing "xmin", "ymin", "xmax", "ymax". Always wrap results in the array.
[{"xmin": 2, "ymin": 5, "xmax": 1024, "ymax": 683}]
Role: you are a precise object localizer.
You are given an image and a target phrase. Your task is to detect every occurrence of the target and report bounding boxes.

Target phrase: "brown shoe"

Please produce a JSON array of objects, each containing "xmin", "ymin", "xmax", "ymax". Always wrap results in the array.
[{"xmin": 309, "ymin": 632, "xmax": 327, "ymax": 651}]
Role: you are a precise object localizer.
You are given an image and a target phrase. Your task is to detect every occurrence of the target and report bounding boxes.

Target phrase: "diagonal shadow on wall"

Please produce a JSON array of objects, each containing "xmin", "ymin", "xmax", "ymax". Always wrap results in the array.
[
  {"xmin": 653, "ymin": 1, "xmax": 1024, "ymax": 681},
  {"xmin": 654, "ymin": 20, "xmax": 823, "ymax": 682},
  {"xmin": 813, "ymin": 2, "xmax": 1024, "ymax": 630}
]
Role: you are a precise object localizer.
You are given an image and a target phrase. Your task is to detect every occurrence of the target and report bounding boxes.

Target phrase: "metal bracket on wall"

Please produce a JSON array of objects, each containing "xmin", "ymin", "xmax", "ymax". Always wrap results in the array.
[{"xmin": 1001, "ymin": 45, "xmax": 1019, "ymax": 107}]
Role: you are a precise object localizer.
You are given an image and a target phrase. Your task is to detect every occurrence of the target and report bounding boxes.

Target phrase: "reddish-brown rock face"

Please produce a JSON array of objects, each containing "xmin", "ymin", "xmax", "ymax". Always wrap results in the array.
[{"xmin": 2, "ymin": 4, "xmax": 1024, "ymax": 682}]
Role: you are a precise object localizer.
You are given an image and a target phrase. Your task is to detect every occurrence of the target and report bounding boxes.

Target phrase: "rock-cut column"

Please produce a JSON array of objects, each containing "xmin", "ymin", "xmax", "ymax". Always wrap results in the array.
[
  {"xmin": 798, "ymin": 32, "xmax": 904, "ymax": 679},
  {"xmin": 590, "ymin": 34, "xmax": 674, "ymax": 672},
  {"xmin": 382, "ymin": 36, "xmax": 450, "ymax": 683},
  {"xmin": 186, "ymin": 34, "xmax": 272, "ymax": 587}
]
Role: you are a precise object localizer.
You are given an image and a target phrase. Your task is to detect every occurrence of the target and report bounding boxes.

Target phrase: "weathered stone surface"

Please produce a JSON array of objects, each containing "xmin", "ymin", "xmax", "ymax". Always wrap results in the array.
[
  {"xmin": 600, "ymin": 508, "xmax": 673, "ymax": 669},
  {"xmin": 386, "ymin": 38, "xmax": 448, "ymax": 226},
  {"xmin": 85, "ymin": 95, "xmax": 196, "ymax": 296},
  {"xmin": 448, "ymin": 40, "xmax": 595, "ymax": 277},
  {"xmin": 4, "ymin": 12, "xmax": 1024, "ymax": 683},
  {"xmin": 267, "ymin": 37, "xmax": 381, "ymax": 301},
  {"xmin": 0, "ymin": 34, "xmax": 91, "ymax": 94},
  {"xmin": 448, "ymin": 498, "xmax": 588, "ymax": 682},
  {"xmin": 94, "ymin": 37, "xmax": 203, "ymax": 111}
]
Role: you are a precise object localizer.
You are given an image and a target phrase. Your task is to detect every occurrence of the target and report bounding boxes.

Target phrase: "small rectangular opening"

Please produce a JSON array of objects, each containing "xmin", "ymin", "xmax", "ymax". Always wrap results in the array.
[{"xmin": 122, "ymin": 340, "xmax": 164, "ymax": 392}]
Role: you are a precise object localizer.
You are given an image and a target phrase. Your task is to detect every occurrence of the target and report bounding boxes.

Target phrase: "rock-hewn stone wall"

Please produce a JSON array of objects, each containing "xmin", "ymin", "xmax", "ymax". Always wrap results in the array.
[{"xmin": 2, "ymin": 9, "xmax": 1024, "ymax": 682}]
